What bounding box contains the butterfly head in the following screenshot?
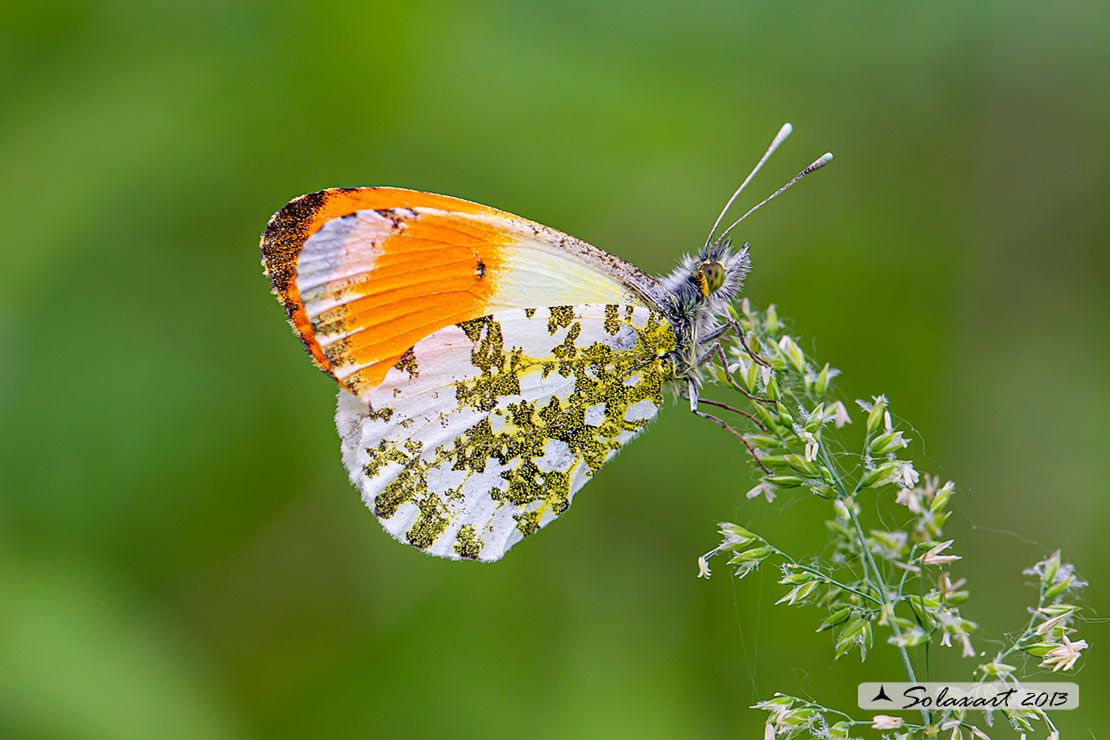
[658,238,751,373]
[695,238,748,299]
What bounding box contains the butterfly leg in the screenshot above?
[688,395,766,430]
[699,319,772,368]
[699,322,734,344]
[704,343,777,405]
[685,398,772,474]
[730,319,772,368]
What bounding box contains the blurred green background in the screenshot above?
[2,0,1107,737]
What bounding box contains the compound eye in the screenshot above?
[702,261,726,293]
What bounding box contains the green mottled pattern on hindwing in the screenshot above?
[365,406,394,422]
[547,305,576,334]
[406,494,449,549]
[359,305,678,558]
[393,348,419,379]
[453,524,483,559]
[454,316,525,412]
[367,438,424,519]
[603,304,620,335]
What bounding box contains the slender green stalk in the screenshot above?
[700,302,1089,739]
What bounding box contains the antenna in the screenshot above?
[704,122,794,248]
[717,152,834,241]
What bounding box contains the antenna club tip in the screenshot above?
[808,152,834,171]
[780,122,794,136]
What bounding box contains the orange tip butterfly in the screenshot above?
[260,123,832,562]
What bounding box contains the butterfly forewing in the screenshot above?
[336,304,676,561]
[261,187,671,401]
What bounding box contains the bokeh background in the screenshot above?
[2,1,1108,737]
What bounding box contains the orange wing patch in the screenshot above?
[261,188,507,375]
[308,210,510,394]
[261,187,656,403]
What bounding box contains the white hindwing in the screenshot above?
[335,304,677,561]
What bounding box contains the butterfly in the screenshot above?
[260,123,831,562]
